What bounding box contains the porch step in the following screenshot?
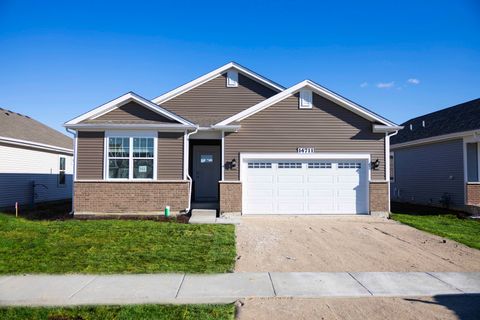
[191,209,217,218]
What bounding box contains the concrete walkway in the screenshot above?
[0,272,479,306]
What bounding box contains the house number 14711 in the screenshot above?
[297,147,315,153]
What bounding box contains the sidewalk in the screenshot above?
[0,272,479,306]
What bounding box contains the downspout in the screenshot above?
[65,128,76,215]
[386,130,399,213]
[184,126,199,213]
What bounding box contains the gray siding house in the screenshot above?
[391,98,480,211]
[0,108,73,209]
[65,62,401,216]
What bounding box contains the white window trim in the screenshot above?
[226,70,239,87]
[299,89,313,109]
[104,131,158,181]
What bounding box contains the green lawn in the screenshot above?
[0,213,236,274]
[0,304,235,320]
[391,213,480,250]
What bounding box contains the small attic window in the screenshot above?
[299,89,313,109]
[226,71,238,87]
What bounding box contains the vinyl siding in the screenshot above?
[224,93,386,181]
[0,143,73,207]
[88,101,176,123]
[158,132,184,180]
[76,131,104,180]
[391,139,465,206]
[161,72,278,126]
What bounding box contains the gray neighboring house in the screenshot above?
[0,108,73,209]
[391,98,480,211]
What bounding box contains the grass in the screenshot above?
[0,304,235,320]
[0,213,236,274]
[391,213,480,250]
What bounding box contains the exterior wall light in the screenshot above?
[371,159,380,170]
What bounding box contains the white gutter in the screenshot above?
[385,129,400,213]
[373,124,404,133]
[210,124,241,132]
[65,128,77,215]
[0,136,73,154]
[184,126,199,213]
[64,123,197,131]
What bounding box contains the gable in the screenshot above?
[160,72,278,126]
[83,101,178,124]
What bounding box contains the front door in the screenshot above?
[192,145,221,202]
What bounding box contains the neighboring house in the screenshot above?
[0,108,73,209]
[391,98,480,211]
[65,62,401,216]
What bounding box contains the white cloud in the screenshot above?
[407,78,420,85]
[376,81,395,89]
[360,82,368,88]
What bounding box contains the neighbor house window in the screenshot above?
[390,152,395,182]
[58,156,66,186]
[467,142,479,182]
[107,135,155,180]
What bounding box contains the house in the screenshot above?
[0,108,73,209]
[64,62,401,216]
[390,98,480,211]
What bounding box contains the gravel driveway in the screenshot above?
[235,216,480,272]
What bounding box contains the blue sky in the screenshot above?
[0,0,479,133]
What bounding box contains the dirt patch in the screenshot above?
[235,216,480,272]
[236,295,480,320]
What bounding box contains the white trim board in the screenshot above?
[151,62,285,105]
[0,136,73,154]
[65,92,194,126]
[216,80,398,127]
[392,129,480,150]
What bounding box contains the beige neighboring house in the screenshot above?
[65,62,401,216]
[0,108,73,209]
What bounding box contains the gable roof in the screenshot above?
[0,108,72,152]
[392,98,480,145]
[216,80,399,127]
[65,92,195,127]
[151,62,285,105]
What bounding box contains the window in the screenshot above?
[248,162,272,169]
[338,162,361,169]
[308,162,332,169]
[58,156,66,186]
[226,71,238,87]
[299,89,313,109]
[467,142,479,182]
[107,135,155,180]
[390,152,395,182]
[200,154,213,164]
[278,162,302,169]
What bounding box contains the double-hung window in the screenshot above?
[107,133,156,180]
[58,156,66,186]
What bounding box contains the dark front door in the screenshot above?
[192,145,221,202]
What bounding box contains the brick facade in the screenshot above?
[219,182,242,214]
[466,183,480,206]
[369,181,389,214]
[74,181,189,213]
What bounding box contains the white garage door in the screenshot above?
[243,159,368,214]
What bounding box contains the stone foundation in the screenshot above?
[466,183,480,206]
[219,181,242,214]
[369,181,389,216]
[74,181,189,213]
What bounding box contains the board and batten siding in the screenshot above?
[76,131,104,180]
[0,143,73,207]
[85,101,176,123]
[224,93,386,181]
[161,73,278,126]
[158,132,184,180]
[391,139,465,206]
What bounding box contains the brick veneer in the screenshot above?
[219,182,242,214]
[466,183,480,206]
[74,181,189,213]
[369,181,389,213]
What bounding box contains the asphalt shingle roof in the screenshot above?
[392,98,480,145]
[0,108,72,150]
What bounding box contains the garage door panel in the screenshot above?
[244,159,368,215]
